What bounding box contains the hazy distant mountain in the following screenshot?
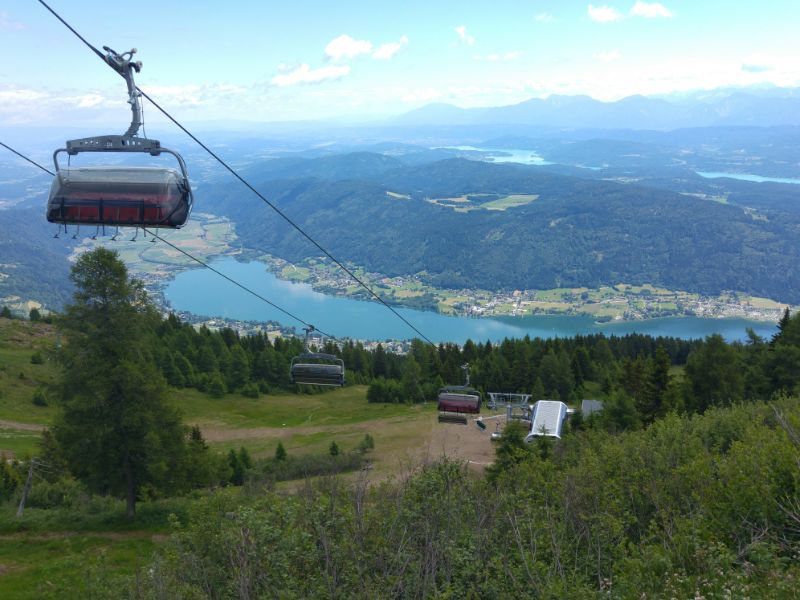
[396,88,800,129]
[240,152,405,183]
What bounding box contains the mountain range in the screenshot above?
[394,88,800,130]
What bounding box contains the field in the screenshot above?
[0,316,503,598]
[425,193,538,212]
[71,213,237,277]
[0,318,498,476]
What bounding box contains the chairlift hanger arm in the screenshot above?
[103,46,143,138]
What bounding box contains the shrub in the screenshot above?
[30,351,44,365]
[208,374,227,398]
[259,451,365,483]
[32,388,48,407]
[275,442,287,461]
[241,382,260,398]
[356,434,375,454]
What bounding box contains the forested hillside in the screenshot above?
[0,207,75,309]
[205,157,800,301]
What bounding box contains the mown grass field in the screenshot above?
[0,317,445,599]
[0,318,437,475]
[0,533,159,600]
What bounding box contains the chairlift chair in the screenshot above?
[437,363,481,423]
[290,326,345,387]
[46,47,193,231]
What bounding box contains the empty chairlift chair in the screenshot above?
[290,326,345,387]
[437,363,481,424]
[46,47,193,234]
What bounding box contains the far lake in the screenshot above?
[164,258,778,344]
[696,171,800,185]
[438,146,553,166]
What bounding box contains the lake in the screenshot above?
[438,146,553,166]
[696,171,800,185]
[164,258,778,344]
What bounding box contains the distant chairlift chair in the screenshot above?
[290,326,345,387]
[437,363,481,424]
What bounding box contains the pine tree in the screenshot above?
[238,446,252,470]
[53,248,186,518]
[275,441,287,461]
[228,449,244,485]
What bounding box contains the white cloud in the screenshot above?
[742,63,770,74]
[75,94,107,109]
[401,88,443,103]
[271,64,351,87]
[594,50,622,62]
[630,1,672,18]
[474,51,522,62]
[324,34,373,62]
[0,12,24,31]
[455,25,475,46]
[741,54,775,74]
[588,4,623,23]
[534,12,555,23]
[0,88,48,105]
[143,83,245,106]
[373,35,408,60]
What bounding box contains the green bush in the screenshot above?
[32,388,48,406]
[241,382,260,398]
[356,433,375,454]
[15,476,85,509]
[259,451,364,483]
[207,374,227,398]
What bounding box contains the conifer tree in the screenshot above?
[275,441,287,461]
[53,248,186,518]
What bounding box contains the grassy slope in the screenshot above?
[0,317,436,470]
[0,534,158,600]
[0,317,441,598]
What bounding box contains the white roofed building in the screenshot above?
[525,400,569,441]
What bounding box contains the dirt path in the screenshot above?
[195,421,379,442]
[0,531,168,541]
[425,416,497,470]
[0,419,45,432]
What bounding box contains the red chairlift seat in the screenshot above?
[47,165,191,228]
[437,387,482,415]
[436,363,480,424]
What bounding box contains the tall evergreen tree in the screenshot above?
[684,334,744,412]
[53,248,186,517]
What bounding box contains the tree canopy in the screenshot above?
[53,248,187,517]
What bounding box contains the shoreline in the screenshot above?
[252,253,790,325]
[63,213,788,330]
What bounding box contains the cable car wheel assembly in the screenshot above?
[47,47,193,236]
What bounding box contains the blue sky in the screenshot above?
[1,0,798,125]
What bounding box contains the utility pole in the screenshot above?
[16,458,35,517]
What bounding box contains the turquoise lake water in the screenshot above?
[696,171,800,185]
[439,146,553,166]
[164,258,778,343]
